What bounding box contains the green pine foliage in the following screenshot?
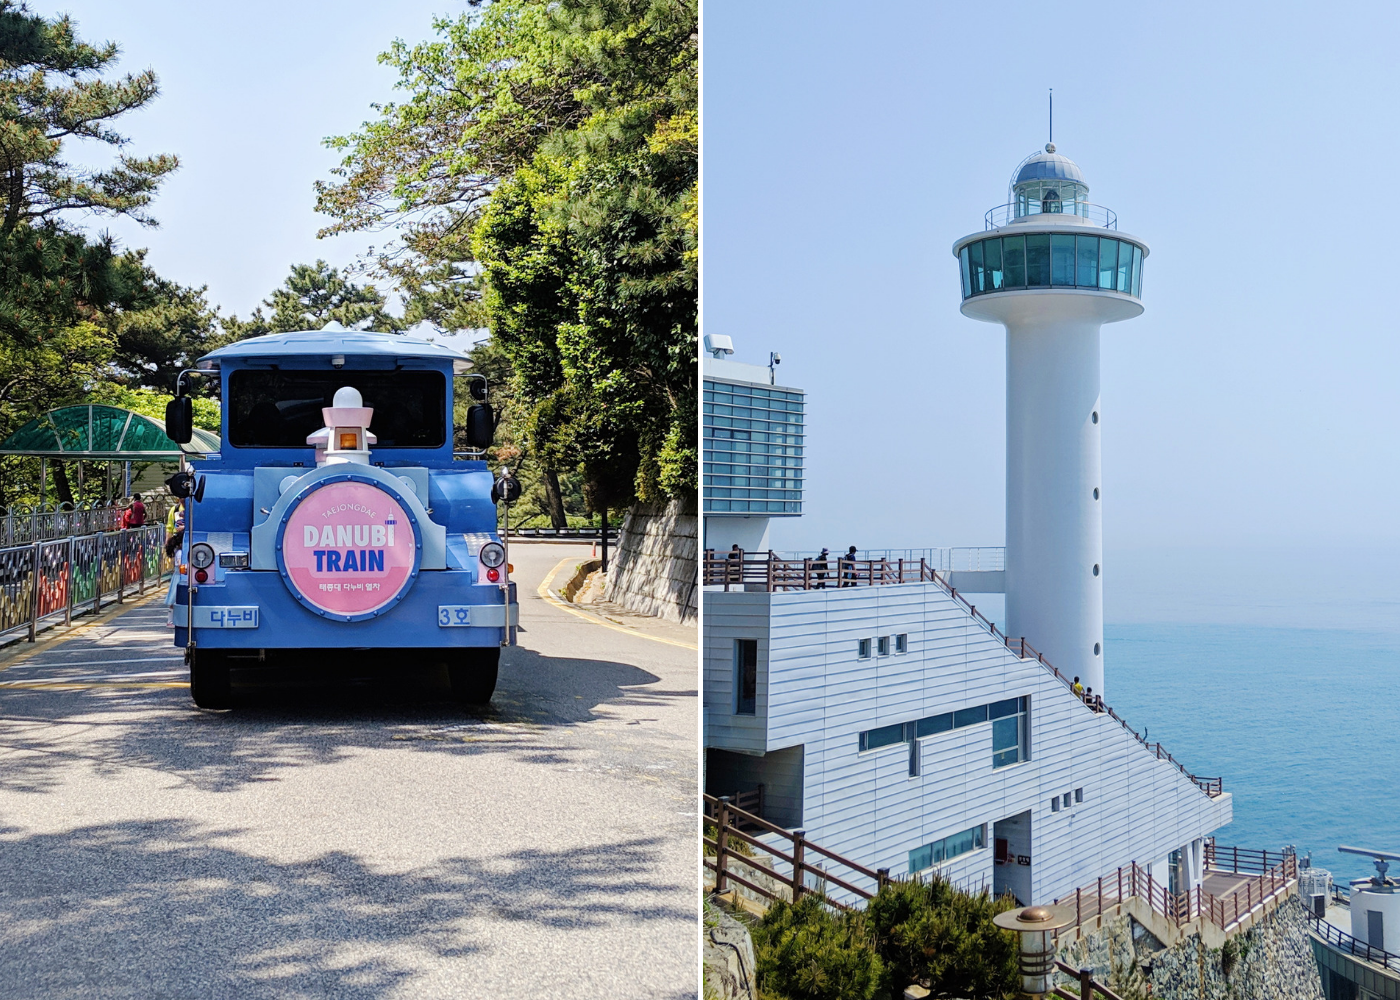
[752,896,884,1000]
[748,878,1021,1000]
[865,879,1020,1000]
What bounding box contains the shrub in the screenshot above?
[752,895,884,1000]
[864,876,1020,1000]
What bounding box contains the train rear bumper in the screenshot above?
[172,572,517,649]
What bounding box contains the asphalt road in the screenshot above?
[0,542,699,999]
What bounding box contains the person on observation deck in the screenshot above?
[840,545,858,587]
[123,493,146,528]
[814,547,830,588]
[1072,676,1084,698]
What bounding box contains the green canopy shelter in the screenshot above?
[0,404,220,503]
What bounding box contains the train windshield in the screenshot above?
[228,370,446,448]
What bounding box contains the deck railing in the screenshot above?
[703,793,985,912]
[1053,849,1298,934]
[705,552,1224,799]
[0,496,174,547]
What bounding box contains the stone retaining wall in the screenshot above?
[605,496,697,623]
[1059,895,1323,1000]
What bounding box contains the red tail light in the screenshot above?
[486,568,500,582]
[194,568,208,584]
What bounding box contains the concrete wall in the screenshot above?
[606,495,697,623]
[703,580,1232,904]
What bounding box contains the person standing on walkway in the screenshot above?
[727,543,743,586]
[123,493,146,528]
[840,545,858,587]
[1072,676,1084,698]
[814,547,830,588]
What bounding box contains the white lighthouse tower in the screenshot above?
[952,144,1147,697]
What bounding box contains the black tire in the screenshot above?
[190,648,232,709]
[447,647,500,705]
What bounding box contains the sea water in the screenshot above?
[1107,622,1400,886]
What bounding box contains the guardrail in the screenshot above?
[703,793,985,912]
[984,201,1118,230]
[771,547,1006,573]
[509,526,619,540]
[705,553,1222,799]
[0,524,171,641]
[1054,849,1297,934]
[0,496,174,546]
[1309,911,1400,974]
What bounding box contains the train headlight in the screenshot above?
[190,543,216,570]
[479,542,506,569]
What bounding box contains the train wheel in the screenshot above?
[190,648,232,709]
[448,647,500,705]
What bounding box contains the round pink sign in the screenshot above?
[279,479,418,618]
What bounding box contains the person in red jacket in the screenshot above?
[123,493,146,528]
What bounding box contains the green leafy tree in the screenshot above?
[317,0,697,517]
[104,252,220,393]
[265,259,400,332]
[0,0,177,234]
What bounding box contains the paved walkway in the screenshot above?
[0,543,698,999]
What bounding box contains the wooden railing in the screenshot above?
[703,793,991,911]
[1053,850,1298,934]
[705,551,1224,800]
[1052,962,1130,1000]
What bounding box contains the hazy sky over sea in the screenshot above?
[40,0,450,319]
[704,1,1400,587]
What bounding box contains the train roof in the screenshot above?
[199,323,470,367]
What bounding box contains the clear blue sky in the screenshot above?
[704,0,1400,625]
[46,0,454,318]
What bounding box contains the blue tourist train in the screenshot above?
[163,325,517,708]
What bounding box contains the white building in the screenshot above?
[702,146,1232,906]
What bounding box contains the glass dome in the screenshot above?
[1012,144,1089,218]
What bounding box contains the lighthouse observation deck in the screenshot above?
[957,231,1144,300]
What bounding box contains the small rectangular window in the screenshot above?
[1051,234,1076,286]
[988,697,1020,720]
[1132,245,1143,296]
[1118,241,1133,292]
[735,639,757,715]
[909,843,933,873]
[857,638,872,659]
[1075,787,1084,804]
[1002,236,1026,287]
[960,246,972,297]
[1098,238,1118,289]
[1051,797,1061,812]
[1025,234,1051,286]
[969,239,985,294]
[860,722,904,752]
[877,636,891,656]
[953,705,988,728]
[1076,234,1098,286]
[895,633,908,653]
[1063,792,1072,809]
[983,237,1003,289]
[916,712,953,737]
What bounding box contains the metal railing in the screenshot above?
[705,551,1221,798]
[984,201,1118,230]
[0,495,174,547]
[1309,911,1400,974]
[0,523,172,642]
[1053,849,1297,934]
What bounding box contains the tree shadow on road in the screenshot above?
[0,646,694,794]
[0,817,694,999]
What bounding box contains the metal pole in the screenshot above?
[27,543,39,641]
[93,531,103,613]
[64,536,73,626]
[600,506,608,573]
[116,529,125,604]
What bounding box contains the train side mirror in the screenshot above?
[165,395,193,445]
[465,404,494,450]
